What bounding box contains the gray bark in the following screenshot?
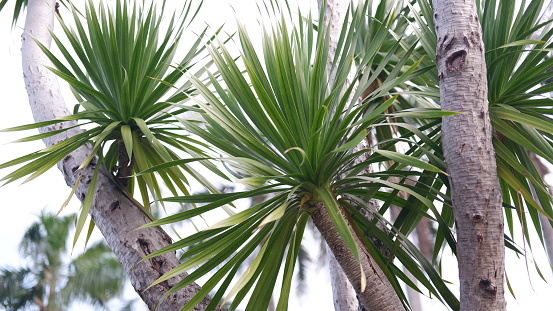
[433,1,506,310]
[327,245,359,311]
[318,1,362,310]
[21,0,209,310]
[316,1,404,310]
[311,202,404,311]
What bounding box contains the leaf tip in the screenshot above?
[360,263,366,292]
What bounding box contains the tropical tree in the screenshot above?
[2,0,553,310]
[0,210,128,311]
[409,0,553,309]
[433,0,506,309]
[135,1,458,310]
[1,0,214,309]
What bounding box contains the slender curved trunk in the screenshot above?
[32,296,47,311]
[21,1,209,310]
[317,1,361,309]
[528,153,553,266]
[433,1,505,310]
[314,1,404,310]
[327,246,359,311]
[311,203,404,311]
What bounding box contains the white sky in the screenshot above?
[1,1,552,310]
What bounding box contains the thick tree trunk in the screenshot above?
[21,1,209,310]
[433,1,506,310]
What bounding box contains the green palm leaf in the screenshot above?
[141,1,456,309]
[1,0,222,212]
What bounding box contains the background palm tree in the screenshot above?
[0,210,130,311]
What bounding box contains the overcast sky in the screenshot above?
[1,1,552,310]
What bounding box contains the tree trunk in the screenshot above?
[316,1,402,310]
[327,245,359,311]
[314,1,405,310]
[317,1,361,309]
[433,1,506,310]
[311,203,404,311]
[21,1,209,310]
[528,153,553,266]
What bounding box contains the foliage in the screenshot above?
[3,0,553,310]
[0,211,128,310]
[131,1,465,310]
[140,0,553,308]
[0,0,227,243]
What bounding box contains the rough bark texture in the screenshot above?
[327,244,359,311]
[311,202,404,311]
[433,1,506,310]
[21,1,209,310]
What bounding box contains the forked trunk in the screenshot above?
[21,1,209,310]
[433,0,506,310]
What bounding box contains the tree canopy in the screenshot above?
[1,0,553,310]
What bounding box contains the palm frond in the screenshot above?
[1,0,222,222]
[62,242,126,307]
[136,1,457,309]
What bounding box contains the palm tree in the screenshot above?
[0,0,215,309]
[3,0,553,310]
[0,210,128,311]
[136,1,456,310]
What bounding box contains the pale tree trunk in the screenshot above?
[433,1,506,310]
[527,153,553,265]
[313,1,404,310]
[327,245,359,311]
[317,1,361,310]
[21,1,209,310]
